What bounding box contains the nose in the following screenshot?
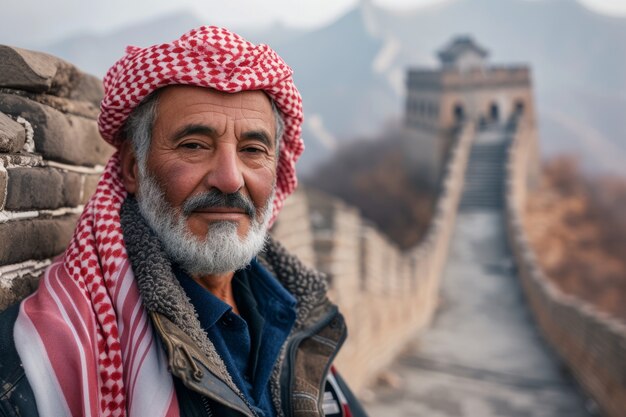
[205,145,245,195]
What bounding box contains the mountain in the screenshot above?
[256,7,396,171]
[37,0,626,176]
[366,0,626,175]
[44,12,205,76]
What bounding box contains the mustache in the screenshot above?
[182,190,256,219]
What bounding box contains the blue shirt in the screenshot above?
[174,259,297,417]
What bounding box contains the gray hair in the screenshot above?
[122,89,284,171]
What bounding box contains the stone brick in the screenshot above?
[5,167,83,210]
[6,167,62,210]
[6,167,81,210]
[69,72,104,108]
[63,171,82,207]
[0,94,114,166]
[36,94,100,120]
[0,214,79,265]
[81,172,102,204]
[0,111,26,152]
[0,45,103,106]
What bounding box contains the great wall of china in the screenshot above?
[0,44,624,416]
[505,118,626,417]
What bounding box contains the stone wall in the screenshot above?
[504,119,626,417]
[0,46,113,309]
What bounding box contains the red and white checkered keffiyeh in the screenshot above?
[15,156,178,417]
[99,25,304,223]
[14,26,304,417]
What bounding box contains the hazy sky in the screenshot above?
[2,0,626,48]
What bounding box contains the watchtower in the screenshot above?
[405,36,538,186]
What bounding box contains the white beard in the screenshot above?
[135,173,272,276]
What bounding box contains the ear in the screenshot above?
[119,140,139,194]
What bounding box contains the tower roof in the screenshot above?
[438,36,489,67]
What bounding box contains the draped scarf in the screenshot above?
[15,155,179,417]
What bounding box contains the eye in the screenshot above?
[180,142,203,150]
[241,146,265,154]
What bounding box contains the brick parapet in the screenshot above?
[0,93,110,166]
[0,45,103,105]
[269,187,316,269]
[274,121,475,393]
[408,66,530,91]
[0,45,112,309]
[504,120,626,417]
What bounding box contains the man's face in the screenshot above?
[144,85,277,241]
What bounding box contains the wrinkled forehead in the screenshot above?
[156,85,273,115]
[152,86,277,145]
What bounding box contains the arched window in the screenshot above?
[453,103,465,124]
[514,100,525,115]
[490,102,499,122]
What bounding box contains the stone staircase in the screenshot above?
[460,130,509,210]
[366,124,591,417]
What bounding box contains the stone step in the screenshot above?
[464,181,504,188]
[463,189,504,195]
[465,173,505,178]
[461,195,504,202]
[460,198,503,205]
[463,195,502,200]
[461,140,509,212]
[465,179,504,184]
[467,167,504,171]
[460,199,503,205]
[461,196,503,203]
[465,179,503,185]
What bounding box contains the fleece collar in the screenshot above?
[119,196,331,414]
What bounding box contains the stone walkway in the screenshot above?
[364,209,594,417]
[364,127,593,416]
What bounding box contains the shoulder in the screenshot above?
[0,303,39,417]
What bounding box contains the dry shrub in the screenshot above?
[526,156,626,322]
[305,131,435,249]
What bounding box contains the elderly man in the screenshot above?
[0,27,366,417]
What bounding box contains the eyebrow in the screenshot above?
[241,130,274,149]
[171,124,217,142]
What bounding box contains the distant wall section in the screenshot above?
[274,122,475,393]
[505,119,626,417]
[406,58,540,189]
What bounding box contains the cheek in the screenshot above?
[150,161,202,206]
[246,166,276,209]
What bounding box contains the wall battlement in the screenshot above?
[408,66,531,91]
[505,118,626,417]
[0,46,114,308]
